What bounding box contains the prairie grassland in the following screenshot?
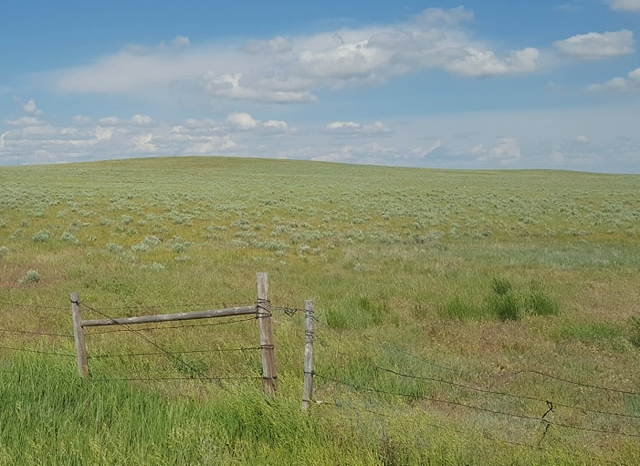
[1,157,639,465]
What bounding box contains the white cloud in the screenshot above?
[553,30,634,59]
[263,120,288,131]
[326,120,390,134]
[132,134,157,153]
[99,116,120,126]
[408,140,443,158]
[6,116,42,126]
[202,71,317,103]
[575,135,590,143]
[609,0,640,12]
[225,112,290,132]
[95,126,114,141]
[23,99,42,116]
[45,7,540,106]
[169,36,190,48]
[586,67,640,92]
[327,121,360,130]
[226,112,259,131]
[131,114,153,125]
[181,135,236,154]
[312,142,398,164]
[488,138,521,163]
[446,47,539,77]
[415,6,474,26]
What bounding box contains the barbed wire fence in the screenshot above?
[2,286,639,462]
[269,303,640,464]
[0,273,280,393]
[0,300,264,387]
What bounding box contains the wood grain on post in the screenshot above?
[302,299,314,411]
[70,292,88,378]
[257,272,277,395]
[80,306,256,327]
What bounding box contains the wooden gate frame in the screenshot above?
[71,272,277,395]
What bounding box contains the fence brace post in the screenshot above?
[70,291,88,378]
[257,272,277,395]
[302,299,314,411]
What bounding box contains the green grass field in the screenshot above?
[1,156,639,465]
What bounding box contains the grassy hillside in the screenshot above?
[1,157,639,465]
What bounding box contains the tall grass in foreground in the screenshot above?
[2,355,622,466]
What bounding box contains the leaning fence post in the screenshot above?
[257,272,277,395]
[302,299,314,411]
[70,292,88,378]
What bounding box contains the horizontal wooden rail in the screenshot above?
[81,306,256,327]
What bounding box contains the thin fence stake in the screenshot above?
[302,299,314,411]
[70,292,88,378]
[257,272,277,395]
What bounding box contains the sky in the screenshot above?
[1,0,639,173]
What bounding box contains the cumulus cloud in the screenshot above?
[99,116,120,126]
[312,142,399,164]
[415,6,474,25]
[446,47,539,77]
[131,114,153,125]
[326,120,390,134]
[263,120,289,131]
[23,99,42,116]
[609,0,640,12]
[45,7,539,106]
[488,138,521,163]
[5,116,42,126]
[132,134,157,153]
[586,67,640,92]
[226,112,259,130]
[553,30,634,59]
[202,72,317,103]
[95,126,114,141]
[226,112,289,132]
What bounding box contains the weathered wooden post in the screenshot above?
[257,272,277,395]
[70,292,88,378]
[302,299,314,411]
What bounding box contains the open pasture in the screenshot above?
[1,157,639,465]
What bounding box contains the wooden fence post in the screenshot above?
[302,299,314,411]
[257,272,277,395]
[70,292,88,378]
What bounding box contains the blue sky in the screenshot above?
[1,0,639,172]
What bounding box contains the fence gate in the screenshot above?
[71,272,277,395]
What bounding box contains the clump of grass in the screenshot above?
[486,278,559,321]
[439,295,481,320]
[106,242,123,253]
[487,292,521,321]
[32,229,51,242]
[491,278,512,295]
[60,231,80,244]
[19,269,40,284]
[131,235,161,252]
[526,282,559,316]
